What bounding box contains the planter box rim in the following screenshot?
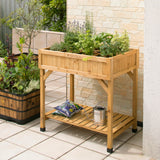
[0,89,40,97]
[40,48,136,59]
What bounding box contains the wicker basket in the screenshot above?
[0,89,40,124]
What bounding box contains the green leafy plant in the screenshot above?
[0,52,40,94]
[94,32,113,49]
[16,37,25,54]
[111,30,129,53]
[64,31,79,53]
[2,0,43,53]
[99,31,129,57]
[0,41,7,57]
[50,42,66,51]
[75,30,94,55]
[40,0,66,32]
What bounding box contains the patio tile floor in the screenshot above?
[0,72,151,160]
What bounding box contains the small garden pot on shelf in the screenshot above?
[0,89,40,124]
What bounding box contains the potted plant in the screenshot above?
[0,50,40,124]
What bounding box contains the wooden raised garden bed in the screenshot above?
[0,90,40,124]
[38,48,139,153]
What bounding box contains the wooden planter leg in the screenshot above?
[70,74,74,102]
[107,79,114,153]
[132,68,138,133]
[40,69,46,132]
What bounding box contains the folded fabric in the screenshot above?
[52,100,83,118]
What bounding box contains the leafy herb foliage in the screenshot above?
[0,52,39,94]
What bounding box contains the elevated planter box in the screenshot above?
[38,48,139,153]
[0,90,40,124]
[38,48,138,80]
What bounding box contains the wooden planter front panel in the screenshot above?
[0,90,40,124]
[38,49,138,80]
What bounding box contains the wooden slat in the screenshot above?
[113,115,129,128]
[113,116,134,133]
[74,108,93,124]
[45,109,56,116]
[113,120,134,139]
[43,70,53,81]
[113,66,137,79]
[70,74,74,101]
[97,79,108,94]
[40,65,110,80]
[127,71,134,80]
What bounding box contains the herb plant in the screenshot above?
[0,52,40,94]
[75,30,94,55]
[50,42,66,52]
[111,30,129,54]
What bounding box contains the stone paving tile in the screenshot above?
[45,95,57,105]
[115,128,135,142]
[54,126,95,145]
[11,150,54,160]
[104,157,119,160]
[127,131,143,147]
[18,118,40,129]
[58,146,106,160]
[46,74,64,83]
[0,122,24,139]
[0,119,5,124]
[46,80,66,90]
[31,137,75,159]
[80,134,122,155]
[45,90,66,99]
[0,141,25,160]
[29,119,71,137]
[46,98,66,108]
[7,130,48,149]
[111,143,150,160]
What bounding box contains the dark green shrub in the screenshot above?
[0,41,7,57]
[41,0,66,32]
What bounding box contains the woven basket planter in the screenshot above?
[0,89,40,124]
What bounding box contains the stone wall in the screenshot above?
[67,0,144,121]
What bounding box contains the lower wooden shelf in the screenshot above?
[45,105,134,139]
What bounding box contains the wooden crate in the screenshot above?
[38,48,138,80]
[0,90,40,124]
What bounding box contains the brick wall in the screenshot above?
[67,0,144,121]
